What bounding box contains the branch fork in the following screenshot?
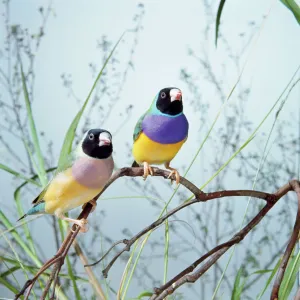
[14,168,300,300]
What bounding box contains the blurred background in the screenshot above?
[0,0,300,299]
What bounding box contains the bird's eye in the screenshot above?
[89,133,94,140]
[161,92,166,99]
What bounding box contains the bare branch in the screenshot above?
[271,180,300,299]
[14,168,299,300]
[151,181,296,299]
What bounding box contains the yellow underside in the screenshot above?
[44,168,102,214]
[132,133,185,165]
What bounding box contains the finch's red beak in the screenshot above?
[175,91,182,101]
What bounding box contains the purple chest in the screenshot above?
[71,156,114,189]
[142,114,189,144]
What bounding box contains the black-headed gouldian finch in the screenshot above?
[132,87,189,185]
[18,129,114,232]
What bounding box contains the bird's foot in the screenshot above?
[143,162,153,181]
[71,218,88,233]
[82,199,97,213]
[164,163,180,185]
[56,212,89,233]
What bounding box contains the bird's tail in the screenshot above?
[17,202,46,222]
[17,214,27,222]
[132,161,139,167]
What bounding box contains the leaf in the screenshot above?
[12,167,56,254]
[163,217,170,285]
[0,162,40,186]
[280,0,300,24]
[56,31,126,172]
[215,1,300,47]
[0,276,19,294]
[215,0,226,47]
[14,187,37,255]
[256,257,282,299]
[0,265,20,278]
[0,255,88,281]
[66,255,81,300]
[251,269,274,275]
[20,64,47,186]
[231,267,246,300]
[279,251,300,299]
[212,66,300,298]
[0,210,42,267]
[131,291,153,299]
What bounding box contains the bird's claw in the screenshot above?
[143,162,153,181]
[71,218,88,233]
[167,169,180,185]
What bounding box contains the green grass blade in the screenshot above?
[123,236,150,297]
[0,276,19,294]
[251,269,273,275]
[0,227,37,299]
[200,67,300,195]
[212,66,300,299]
[56,31,126,171]
[12,167,56,255]
[279,251,300,299]
[215,0,226,46]
[0,265,20,278]
[0,210,42,267]
[280,0,300,24]
[14,187,37,255]
[199,136,255,190]
[20,64,47,186]
[0,162,40,186]
[66,255,81,300]
[119,240,139,297]
[1,258,20,289]
[256,257,282,299]
[163,217,170,286]
[0,255,89,282]
[133,291,153,299]
[231,267,245,300]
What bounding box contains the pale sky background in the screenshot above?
[0,0,300,299]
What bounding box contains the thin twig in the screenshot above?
[271,180,300,299]
[14,169,299,300]
[151,181,296,299]
[152,203,274,299]
[85,239,130,267]
[74,240,107,300]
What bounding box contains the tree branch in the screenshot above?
[14,168,300,300]
[151,181,297,299]
[270,180,300,299]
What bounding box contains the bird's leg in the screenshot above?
[82,199,97,213]
[55,211,88,233]
[164,162,180,185]
[143,162,153,181]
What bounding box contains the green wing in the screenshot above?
[133,110,149,142]
[32,152,74,204]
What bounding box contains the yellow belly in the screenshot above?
[132,133,185,165]
[44,169,102,214]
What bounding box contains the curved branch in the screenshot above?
[151,181,297,299]
[86,169,275,274]
[14,167,298,300]
[270,180,300,299]
[15,167,200,298]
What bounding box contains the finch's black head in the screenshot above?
[82,129,113,159]
[156,87,183,116]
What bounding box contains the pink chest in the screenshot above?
[71,156,114,189]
